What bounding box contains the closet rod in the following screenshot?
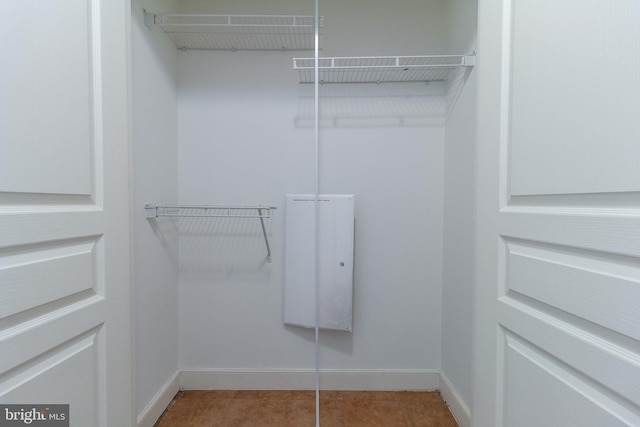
[144,204,277,262]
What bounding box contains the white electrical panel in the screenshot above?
[283,194,355,331]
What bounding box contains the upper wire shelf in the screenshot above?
[144,12,323,51]
[293,54,475,84]
[145,204,277,262]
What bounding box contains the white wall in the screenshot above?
[441,0,477,422]
[177,0,447,384]
[131,0,179,421]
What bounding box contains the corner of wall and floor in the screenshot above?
[136,371,181,427]
[440,371,471,427]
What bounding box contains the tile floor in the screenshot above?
[155,390,459,427]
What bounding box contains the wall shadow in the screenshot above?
[177,210,274,283]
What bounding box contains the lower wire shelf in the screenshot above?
[144,204,277,262]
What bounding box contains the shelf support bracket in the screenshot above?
[258,208,273,263]
[144,204,158,218]
[144,11,158,27]
[462,54,476,66]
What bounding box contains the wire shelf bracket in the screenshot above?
[293,54,475,84]
[144,204,277,262]
[144,12,323,51]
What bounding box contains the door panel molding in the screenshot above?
[506,0,640,197]
[0,328,103,426]
[500,211,640,257]
[498,298,640,406]
[505,238,640,340]
[502,332,638,426]
[0,238,99,319]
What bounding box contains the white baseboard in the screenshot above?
[179,369,440,391]
[439,372,471,427]
[137,371,180,427]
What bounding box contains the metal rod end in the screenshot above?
[144,204,158,219]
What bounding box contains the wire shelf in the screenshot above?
[145,204,277,262]
[145,13,323,51]
[293,55,475,84]
[145,204,276,219]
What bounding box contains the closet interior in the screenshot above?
[132,0,477,425]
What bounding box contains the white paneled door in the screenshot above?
[0,1,133,426]
[474,1,640,426]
